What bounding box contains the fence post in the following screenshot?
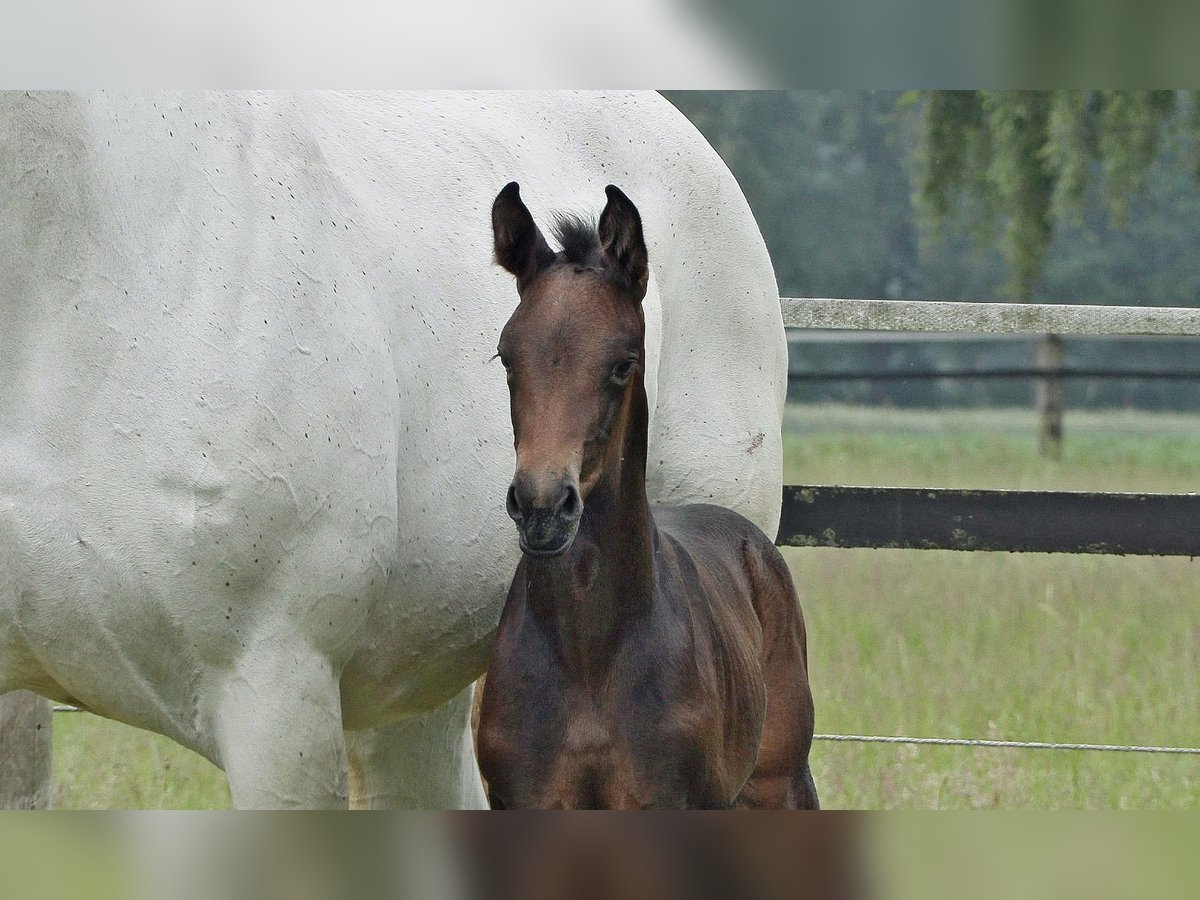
[0,690,53,809]
[1036,333,1064,459]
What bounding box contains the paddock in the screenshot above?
[778,297,1200,805]
[3,295,1199,807]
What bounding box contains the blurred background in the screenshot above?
[664,91,1200,416]
[4,813,1198,900]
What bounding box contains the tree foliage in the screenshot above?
[913,91,1190,301]
[664,91,919,301]
[663,91,1200,411]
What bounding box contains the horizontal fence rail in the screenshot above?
[811,734,1200,754]
[779,486,1200,555]
[782,297,1200,336]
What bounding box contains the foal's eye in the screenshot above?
[611,358,637,386]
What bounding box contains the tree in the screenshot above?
[911,90,1195,455]
[663,91,929,405]
[663,91,918,302]
[664,92,1200,417]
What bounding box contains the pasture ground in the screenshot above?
[49,405,1199,808]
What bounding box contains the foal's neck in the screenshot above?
[526,374,656,683]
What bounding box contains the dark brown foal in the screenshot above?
[476,182,818,809]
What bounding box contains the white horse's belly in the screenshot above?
[0,314,398,753]
[338,349,519,727]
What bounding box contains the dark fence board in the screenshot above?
[779,486,1200,556]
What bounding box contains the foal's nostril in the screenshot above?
[508,474,580,527]
[508,474,582,555]
[559,484,581,519]
[506,482,523,523]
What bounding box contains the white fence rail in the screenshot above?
[782,297,1200,336]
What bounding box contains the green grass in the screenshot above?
[793,548,1199,808]
[52,713,230,809]
[786,405,1200,808]
[783,404,1200,492]
[46,404,1200,808]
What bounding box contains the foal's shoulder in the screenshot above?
[651,503,795,619]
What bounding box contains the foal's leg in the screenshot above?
[736,759,820,809]
[345,684,487,809]
[738,542,820,810]
[793,763,820,810]
[211,643,349,808]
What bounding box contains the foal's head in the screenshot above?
[491,182,650,558]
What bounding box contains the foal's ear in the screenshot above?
[598,184,649,302]
[492,182,555,292]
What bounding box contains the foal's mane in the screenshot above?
[551,214,602,268]
[550,213,642,299]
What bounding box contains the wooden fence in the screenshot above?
[3,296,1197,807]
[778,297,1200,555]
[782,297,1200,336]
[0,691,52,809]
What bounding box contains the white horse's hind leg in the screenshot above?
[212,646,349,809]
[345,684,487,809]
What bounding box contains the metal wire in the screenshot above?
[787,369,1200,381]
[813,733,1200,755]
[48,705,1198,755]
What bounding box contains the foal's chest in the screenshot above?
[488,688,732,809]
[535,706,672,809]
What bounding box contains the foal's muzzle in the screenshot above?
[507,473,582,557]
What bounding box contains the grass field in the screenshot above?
[48,405,1200,808]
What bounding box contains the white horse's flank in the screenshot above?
[0,92,786,807]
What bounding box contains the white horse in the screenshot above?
[0,91,786,808]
